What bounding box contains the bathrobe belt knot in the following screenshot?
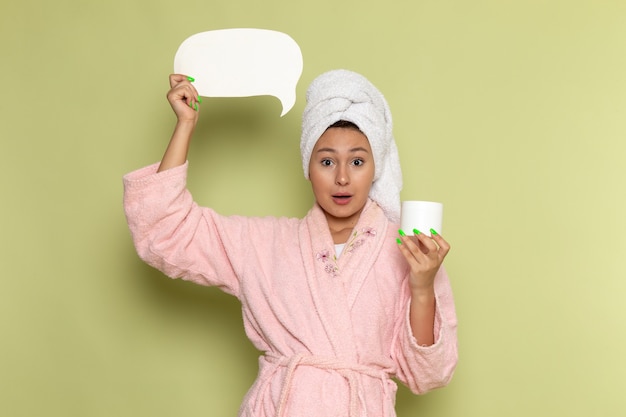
[266,353,395,417]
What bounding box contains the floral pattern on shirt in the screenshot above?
[316,227,376,277]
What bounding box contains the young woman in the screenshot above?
[123,69,457,417]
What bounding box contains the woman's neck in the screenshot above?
[327,214,362,244]
[331,227,354,244]
[322,205,365,244]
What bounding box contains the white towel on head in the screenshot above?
[300,69,403,223]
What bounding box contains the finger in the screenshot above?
[169,73,196,88]
[396,236,424,269]
[169,73,186,88]
[413,231,439,255]
[430,231,451,258]
[169,84,199,107]
[182,83,201,108]
[397,233,430,265]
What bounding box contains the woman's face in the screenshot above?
[309,127,375,233]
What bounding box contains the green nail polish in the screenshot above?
[187,76,195,82]
[193,102,198,111]
[430,228,438,236]
[197,96,202,103]
[413,229,421,235]
[189,101,193,109]
[396,238,402,245]
[398,229,406,237]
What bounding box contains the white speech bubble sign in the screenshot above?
[174,28,303,116]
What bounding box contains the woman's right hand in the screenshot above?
[167,74,201,123]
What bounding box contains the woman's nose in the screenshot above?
[335,167,349,185]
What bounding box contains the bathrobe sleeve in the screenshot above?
[392,266,458,394]
[122,162,244,297]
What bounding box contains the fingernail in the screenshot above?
[396,238,402,245]
[413,229,421,235]
[430,228,438,236]
[189,101,193,109]
[187,76,195,82]
[398,229,406,237]
[197,96,202,103]
[193,102,198,111]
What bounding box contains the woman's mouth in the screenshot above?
[332,194,352,205]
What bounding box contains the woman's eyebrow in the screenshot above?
[349,147,370,153]
[315,147,370,153]
[315,147,336,153]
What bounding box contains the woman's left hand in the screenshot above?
[397,230,450,293]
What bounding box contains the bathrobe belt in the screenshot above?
[266,353,394,417]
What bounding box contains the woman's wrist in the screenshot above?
[173,118,197,133]
[410,285,435,304]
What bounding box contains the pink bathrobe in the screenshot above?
[123,162,458,417]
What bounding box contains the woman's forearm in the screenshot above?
[157,119,196,172]
[409,287,436,346]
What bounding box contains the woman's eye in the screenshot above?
[352,159,364,166]
[321,159,333,166]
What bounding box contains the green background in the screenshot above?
[2,0,625,416]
